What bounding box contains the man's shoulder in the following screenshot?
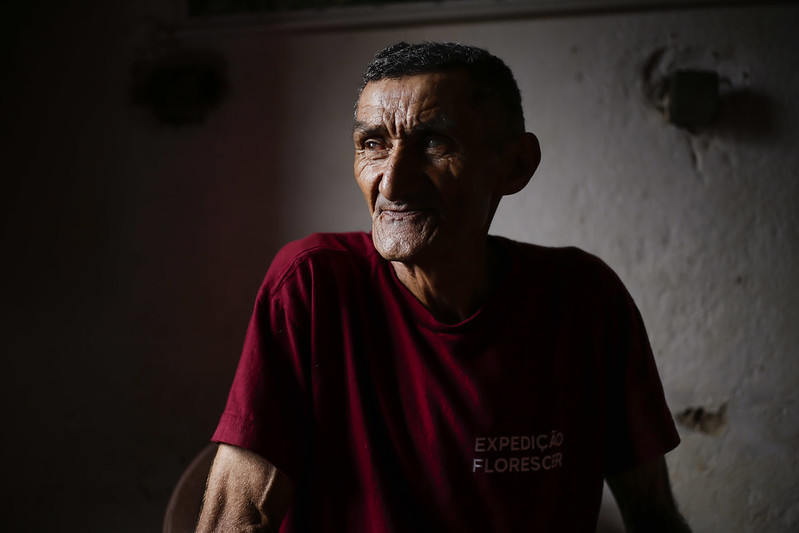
[498,237,615,277]
[264,232,375,293]
[496,237,629,303]
[277,232,374,260]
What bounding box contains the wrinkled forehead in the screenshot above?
[355,71,486,130]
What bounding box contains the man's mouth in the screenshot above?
[375,206,435,224]
[380,207,427,218]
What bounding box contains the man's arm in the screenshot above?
[196,443,295,533]
[605,455,691,533]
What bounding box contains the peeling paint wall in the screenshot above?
[2,2,796,531]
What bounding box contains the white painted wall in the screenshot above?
[2,2,796,531]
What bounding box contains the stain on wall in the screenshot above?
[677,404,729,436]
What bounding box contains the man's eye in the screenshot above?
[364,140,382,150]
[424,136,447,150]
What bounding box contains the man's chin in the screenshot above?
[371,228,431,263]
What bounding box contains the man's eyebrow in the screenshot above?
[352,116,456,137]
[352,121,384,137]
[423,114,456,128]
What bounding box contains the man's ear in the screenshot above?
[499,132,541,196]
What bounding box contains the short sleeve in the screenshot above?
[603,277,680,475]
[212,280,313,482]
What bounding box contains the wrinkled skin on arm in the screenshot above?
[196,444,295,533]
[606,456,692,533]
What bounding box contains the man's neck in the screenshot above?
[391,239,502,324]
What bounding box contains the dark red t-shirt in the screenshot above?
[213,232,679,532]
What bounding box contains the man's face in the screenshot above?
[353,71,510,264]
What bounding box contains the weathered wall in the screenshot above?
[2,2,796,531]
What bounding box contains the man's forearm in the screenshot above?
[196,444,294,533]
[606,456,692,533]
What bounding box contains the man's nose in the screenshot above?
[379,144,423,201]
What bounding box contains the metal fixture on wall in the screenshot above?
[640,43,774,138]
[131,49,228,126]
[666,70,720,128]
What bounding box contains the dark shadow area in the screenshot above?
[131,49,229,125]
[715,89,778,142]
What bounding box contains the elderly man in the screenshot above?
[197,42,690,532]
